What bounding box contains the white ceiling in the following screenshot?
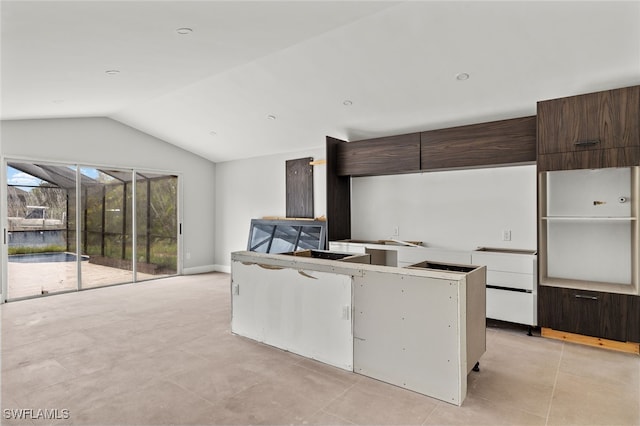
[2,1,639,163]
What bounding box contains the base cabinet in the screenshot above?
[230,250,486,406]
[538,286,639,343]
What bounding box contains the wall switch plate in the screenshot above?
[502,230,512,241]
[232,284,240,296]
[393,226,400,237]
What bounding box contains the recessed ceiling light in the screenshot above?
[267,114,277,120]
[209,131,217,136]
[105,70,120,75]
[176,27,193,35]
[343,100,353,106]
[455,72,470,81]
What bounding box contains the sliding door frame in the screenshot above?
[1,156,182,303]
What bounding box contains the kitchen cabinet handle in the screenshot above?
[574,294,598,300]
[574,139,600,146]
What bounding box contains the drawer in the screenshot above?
[487,288,537,326]
[329,242,366,254]
[399,248,471,266]
[538,286,629,341]
[486,271,534,291]
[472,252,535,274]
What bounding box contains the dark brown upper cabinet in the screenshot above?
[537,85,640,171]
[336,133,420,177]
[537,148,640,172]
[421,116,536,170]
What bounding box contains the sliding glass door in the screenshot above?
[5,162,78,299]
[135,172,178,280]
[3,160,180,301]
[79,167,134,289]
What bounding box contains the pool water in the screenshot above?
[9,252,89,263]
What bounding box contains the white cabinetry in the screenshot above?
[230,250,486,406]
[330,241,538,326]
[471,248,537,326]
[329,241,470,267]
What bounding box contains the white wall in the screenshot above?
[214,148,325,271]
[1,117,216,273]
[351,165,537,251]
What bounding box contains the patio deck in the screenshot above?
[6,261,162,300]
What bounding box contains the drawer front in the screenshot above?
[472,252,534,274]
[537,147,640,172]
[487,288,536,326]
[329,242,366,254]
[486,271,534,291]
[399,248,471,266]
[538,286,628,341]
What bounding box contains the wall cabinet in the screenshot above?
[537,148,639,172]
[421,116,536,170]
[337,133,420,177]
[537,85,640,171]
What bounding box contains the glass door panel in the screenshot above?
[135,172,178,280]
[5,162,78,299]
[80,167,133,288]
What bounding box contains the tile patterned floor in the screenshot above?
[1,272,639,425]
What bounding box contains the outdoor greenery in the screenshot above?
[81,175,178,271]
[8,245,66,256]
[8,170,178,273]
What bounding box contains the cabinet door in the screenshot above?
[627,295,640,343]
[421,116,536,170]
[539,286,628,342]
[337,133,420,176]
[537,86,640,156]
[538,147,640,172]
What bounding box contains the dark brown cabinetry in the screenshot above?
[421,116,536,170]
[326,137,351,241]
[537,85,640,171]
[337,133,420,177]
[537,85,640,344]
[327,116,536,240]
[539,286,639,343]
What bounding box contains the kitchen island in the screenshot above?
[230,249,486,406]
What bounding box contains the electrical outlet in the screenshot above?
[502,230,511,241]
[186,252,191,260]
[393,226,400,237]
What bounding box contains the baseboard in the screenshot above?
[541,327,640,355]
[214,264,231,274]
[182,264,217,275]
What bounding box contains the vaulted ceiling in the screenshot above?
[2,1,639,163]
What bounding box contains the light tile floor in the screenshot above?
[1,272,639,425]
